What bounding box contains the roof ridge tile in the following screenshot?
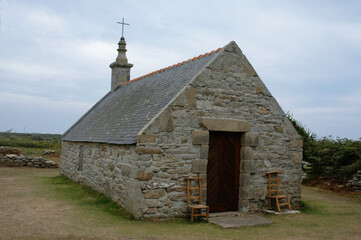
[118,47,222,88]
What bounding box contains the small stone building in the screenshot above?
[61,37,303,219]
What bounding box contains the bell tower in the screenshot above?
[109,37,133,91]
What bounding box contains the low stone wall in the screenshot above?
[348,170,361,191]
[42,150,61,157]
[0,154,59,168]
[0,146,23,156]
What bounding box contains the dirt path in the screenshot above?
[0,167,156,240]
[0,168,79,240]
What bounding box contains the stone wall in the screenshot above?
[137,42,302,217]
[61,140,188,218]
[0,146,23,156]
[0,154,59,168]
[60,142,146,219]
[348,170,361,191]
[61,42,302,219]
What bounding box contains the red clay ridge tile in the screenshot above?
[118,47,223,88]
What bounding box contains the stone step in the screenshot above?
[209,211,246,218]
[209,214,273,228]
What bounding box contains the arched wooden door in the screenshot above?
[207,131,241,212]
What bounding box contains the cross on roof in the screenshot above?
[117,18,130,38]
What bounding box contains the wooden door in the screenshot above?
[207,131,241,212]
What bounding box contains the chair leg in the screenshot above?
[191,208,194,224]
[186,206,189,218]
[206,207,209,222]
[287,196,292,210]
[276,197,281,212]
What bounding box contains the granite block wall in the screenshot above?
[61,42,302,219]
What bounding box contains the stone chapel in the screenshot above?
[61,37,303,219]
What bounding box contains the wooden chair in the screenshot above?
[267,171,292,212]
[185,178,209,223]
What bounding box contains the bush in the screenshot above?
[287,113,361,181]
[0,132,61,149]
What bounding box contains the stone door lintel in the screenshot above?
[197,117,258,148]
[200,117,250,132]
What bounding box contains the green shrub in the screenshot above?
[287,113,361,181]
[0,132,61,149]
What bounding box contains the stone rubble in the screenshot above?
[42,150,61,157]
[0,154,59,168]
[0,146,23,156]
[348,170,361,191]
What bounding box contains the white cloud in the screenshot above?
[128,43,186,78]
[277,91,361,140]
[2,1,67,37]
[0,92,93,133]
[0,59,81,82]
[77,39,114,63]
[297,106,359,114]
[0,0,360,139]
[0,92,91,113]
[337,93,361,105]
[25,7,66,36]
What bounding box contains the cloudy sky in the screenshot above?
[0,0,360,139]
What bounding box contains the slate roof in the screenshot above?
[62,48,222,144]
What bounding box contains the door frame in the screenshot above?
[191,117,258,213]
[207,131,241,212]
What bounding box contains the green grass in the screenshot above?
[0,132,61,149]
[18,146,61,156]
[48,175,132,219]
[34,173,361,240]
[0,132,62,163]
[299,200,313,213]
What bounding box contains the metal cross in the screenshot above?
[117,18,130,38]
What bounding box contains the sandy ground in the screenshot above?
[0,167,92,240]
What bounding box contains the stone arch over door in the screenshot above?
[191,118,259,212]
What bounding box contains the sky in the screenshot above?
[0,0,360,139]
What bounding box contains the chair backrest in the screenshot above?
[185,178,202,206]
[267,171,280,197]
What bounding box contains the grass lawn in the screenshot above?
[1,167,360,240]
[0,132,62,163]
[38,174,361,240]
[18,146,61,156]
[19,146,61,163]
